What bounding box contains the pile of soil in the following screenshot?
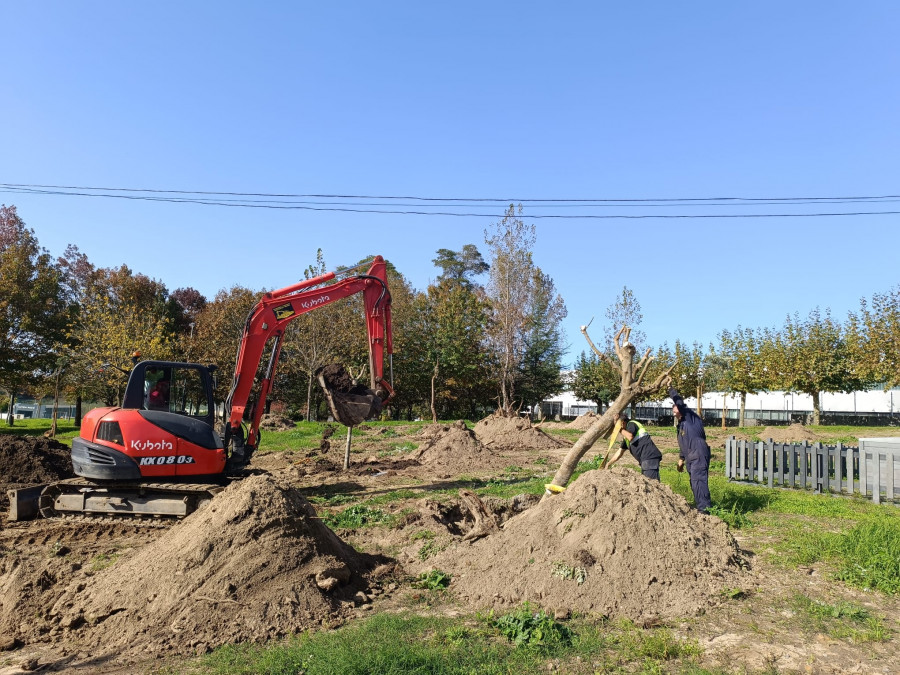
[46,475,383,658]
[474,414,571,451]
[0,435,74,510]
[421,468,747,623]
[568,411,601,430]
[259,413,296,431]
[413,421,502,475]
[762,423,821,443]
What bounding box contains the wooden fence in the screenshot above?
[724,436,900,504]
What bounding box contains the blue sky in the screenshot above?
[2,2,899,366]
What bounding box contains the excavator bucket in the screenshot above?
[316,364,384,427]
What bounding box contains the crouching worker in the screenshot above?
[604,413,662,480]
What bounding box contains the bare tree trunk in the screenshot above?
[49,369,62,438]
[75,393,82,428]
[306,373,314,422]
[430,360,438,424]
[6,392,14,426]
[811,391,821,425]
[546,324,675,494]
[739,391,747,427]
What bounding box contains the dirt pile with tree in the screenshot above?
[42,474,386,659]
[473,414,570,450]
[418,468,747,623]
[0,435,74,511]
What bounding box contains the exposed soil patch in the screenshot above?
[416,468,748,623]
[0,435,75,511]
[474,414,571,451]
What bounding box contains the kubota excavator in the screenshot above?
[34,256,394,520]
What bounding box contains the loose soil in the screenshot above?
[0,436,75,511]
[412,468,747,623]
[761,423,822,443]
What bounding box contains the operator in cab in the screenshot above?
[604,412,663,480]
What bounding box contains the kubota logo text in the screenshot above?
[131,439,174,452]
[300,294,330,309]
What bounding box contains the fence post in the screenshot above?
[873,449,881,505]
[725,436,733,478]
[767,439,775,488]
[814,442,823,493]
[860,442,868,498]
[789,442,796,488]
[756,441,765,484]
[800,440,808,490]
[887,453,895,502]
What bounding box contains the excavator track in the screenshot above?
[38,477,227,521]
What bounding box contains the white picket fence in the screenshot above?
[724,436,900,504]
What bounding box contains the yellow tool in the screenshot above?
[544,483,566,495]
[599,418,623,469]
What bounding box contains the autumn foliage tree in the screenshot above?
[0,206,70,424]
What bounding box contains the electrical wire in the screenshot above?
[2,183,899,219]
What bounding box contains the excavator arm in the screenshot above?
[223,256,393,470]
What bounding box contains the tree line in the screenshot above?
[3,201,898,428]
[572,290,900,425]
[0,204,567,425]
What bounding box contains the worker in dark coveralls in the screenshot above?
[670,387,712,513]
[605,413,662,480]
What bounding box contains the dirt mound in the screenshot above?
[46,474,382,658]
[423,468,747,623]
[412,421,503,475]
[259,413,296,430]
[0,435,74,510]
[474,414,570,450]
[568,411,601,430]
[762,423,821,443]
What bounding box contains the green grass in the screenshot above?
[0,417,80,445]
[187,611,707,675]
[789,593,891,642]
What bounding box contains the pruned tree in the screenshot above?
[547,324,675,492]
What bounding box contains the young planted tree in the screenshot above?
[547,324,675,491]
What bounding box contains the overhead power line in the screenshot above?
[2,182,899,219]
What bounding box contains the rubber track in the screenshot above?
[40,478,227,522]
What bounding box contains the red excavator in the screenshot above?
[35,256,394,520]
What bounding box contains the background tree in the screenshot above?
[777,308,867,425]
[603,286,646,355]
[484,204,537,414]
[847,287,900,389]
[516,267,567,418]
[716,326,762,426]
[0,205,69,424]
[571,351,620,413]
[432,244,489,286]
